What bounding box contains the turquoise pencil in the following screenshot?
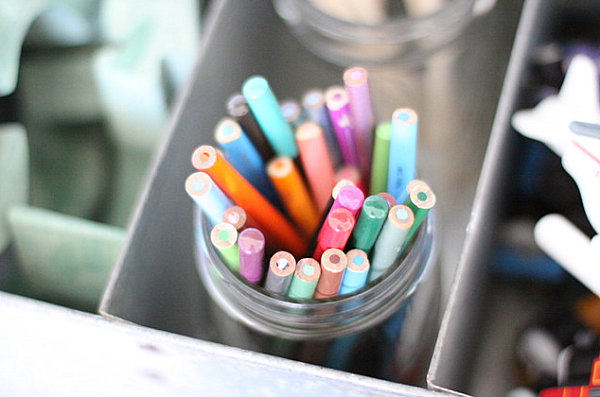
[242,75,298,157]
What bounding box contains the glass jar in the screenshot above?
[273,0,477,66]
[194,206,440,383]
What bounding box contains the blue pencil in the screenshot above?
[214,118,281,207]
[387,108,418,202]
[242,75,298,157]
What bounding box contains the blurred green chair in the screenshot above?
[0,124,29,253]
[9,204,125,310]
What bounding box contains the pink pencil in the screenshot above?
[295,122,337,213]
[313,208,355,260]
[335,165,364,194]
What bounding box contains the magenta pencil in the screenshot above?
[330,184,365,219]
[238,228,266,283]
[325,86,359,166]
[344,67,375,182]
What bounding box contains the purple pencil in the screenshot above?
[344,67,376,181]
[325,86,359,166]
[238,228,266,283]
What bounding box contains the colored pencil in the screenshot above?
[315,248,348,299]
[222,206,247,230]
[335,165,364,194]
[242,75,298,157]
[280,99,305,129]
[302,88,342,166]
[295,122,337,213]
[350,195,389,254]
[330,184,365,219]
[238,228,266,283]
[264,251,296,295]
[388,108,418,202]
[288,258,321,299]
[214,117,280,205]
[403,179,436,245]
[340,249,370,295]
[210,222,239,271]
[267,156,320,238]
[369,205,414,281]
[191,145,306,256]
[313,207,355,260]
[226,93,275,161]
[377,192,396,208]
[370,122,392,195]
[185,171,233,226]
[325,86,359,165]
[344,66,375,184]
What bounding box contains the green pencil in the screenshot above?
[210,223,240,272]
[287,258,321,299]
[369,122,391,195]
[350,195,389,254]
[403,180,436,245]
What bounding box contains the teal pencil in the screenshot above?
[242,76,298,157]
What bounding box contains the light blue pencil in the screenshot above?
[185,172,233,225]
[387,108,418,202]
[280,99,306,130]
[339,249,370,295]
[242,75,298,157]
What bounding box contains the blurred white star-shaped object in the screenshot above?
[513,54,600,297]
[512,54,600,156]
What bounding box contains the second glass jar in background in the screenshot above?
[273,0,477,66]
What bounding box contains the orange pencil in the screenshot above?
[295,122,337,213]
[314,248,348,299]
[266,156,320,238]
[191,145,306,256]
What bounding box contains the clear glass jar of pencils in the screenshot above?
[195,207,439,382]
[186,66,441,383]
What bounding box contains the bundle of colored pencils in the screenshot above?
[185,66,435,300]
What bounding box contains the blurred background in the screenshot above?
[0,0,209,311]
